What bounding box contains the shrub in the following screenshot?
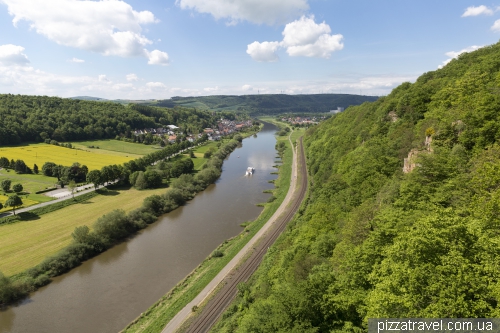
[211,250,224,258]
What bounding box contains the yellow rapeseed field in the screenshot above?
[0,144,134,170]
[0,194,38,213]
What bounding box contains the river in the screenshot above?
[0,122,279,333]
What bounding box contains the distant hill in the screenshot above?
[0,95,216,145]
[70,96,108,101]
[152,94,379,115]
[70,96,156,105]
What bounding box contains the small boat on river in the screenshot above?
[245,167,254,176]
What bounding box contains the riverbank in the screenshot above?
[121,125,300,333]
[0,128,260,307]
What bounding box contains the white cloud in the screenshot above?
[112,83,134,91]
[1,0,169,64]
[462,5,494,17]
[176,0,308,25]
[0,44,30,66]
[69,57,84,63]
[147,49,170,65]
[126,73,138,81]
[98,74,110,82]
[438,45,483,68]
[242,84,253,91]
[492,19,500,32]
[146,82,167,90]
[203,86,219,92]
[247,16,343,61]
[246,41,280,62]
[282,16,343,58]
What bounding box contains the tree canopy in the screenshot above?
[214,41,500,331]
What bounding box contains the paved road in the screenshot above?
[0,185,101,218]
[162,131,307,333]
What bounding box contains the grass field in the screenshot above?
[71,139,160,157]
[0,186,169,276]
[193,142,218,155]
[0,141,227,276]
[0,168,57,193]
[0,143,135,171]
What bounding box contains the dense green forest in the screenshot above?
[151,94,378,115]
[0,95,215,145]
[213,42,500,332]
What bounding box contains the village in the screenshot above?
[131,119,254,144]
[279,115,326,126]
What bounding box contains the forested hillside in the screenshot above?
[153,94,378,115]
[214,42,500,332]
[0,95,215,145]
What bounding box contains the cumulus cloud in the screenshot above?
[176,0,308,25]
[0,44,30,66]
[281,16,343,58]
[247,16,343,61]
[2,0,169,64]
[438,45,483,68]
[462,5,494,17]
[147,49,170,65]
[246,41,281,62]
[203,86,219,92]
[242,84,253,91]
[69,57,84,63]
[146,82,167,90]
[126,73,138,81]
[98,74,111,83]
[492,19,500,32]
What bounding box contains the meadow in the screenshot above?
[0,143,134,170]
[71,139,160,156]
[0,143,215,276]
[0,168,57,193]
[0,186,169,276]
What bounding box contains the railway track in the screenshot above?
[183,137,308,333]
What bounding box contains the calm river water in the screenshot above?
[0,122,278,333]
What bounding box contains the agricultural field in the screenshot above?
[0,186,169,276]
[0,143,134,170]
[0,194,39,214]
[0,142,217,275]
[71,139,160,157]
[0,168,57,193]
[192,142,218,156]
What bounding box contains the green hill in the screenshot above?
[0,95,215,145]
[153,94,378,115]
[214,42,500,331]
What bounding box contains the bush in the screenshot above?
[211,250,224,258]
[93,209,134,242]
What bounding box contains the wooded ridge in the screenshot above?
[212,42,500,332]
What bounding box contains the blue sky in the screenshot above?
[0,0,499,99]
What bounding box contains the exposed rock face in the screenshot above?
[425,135,433,152]
[388,111,399,122]
[403,148,419,173]
[403,134,434,174]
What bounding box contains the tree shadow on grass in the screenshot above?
[18,211,40,221]
[97,190,119,196]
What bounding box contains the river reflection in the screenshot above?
[0,122,278,333]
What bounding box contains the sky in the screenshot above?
[0,0,499,100]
